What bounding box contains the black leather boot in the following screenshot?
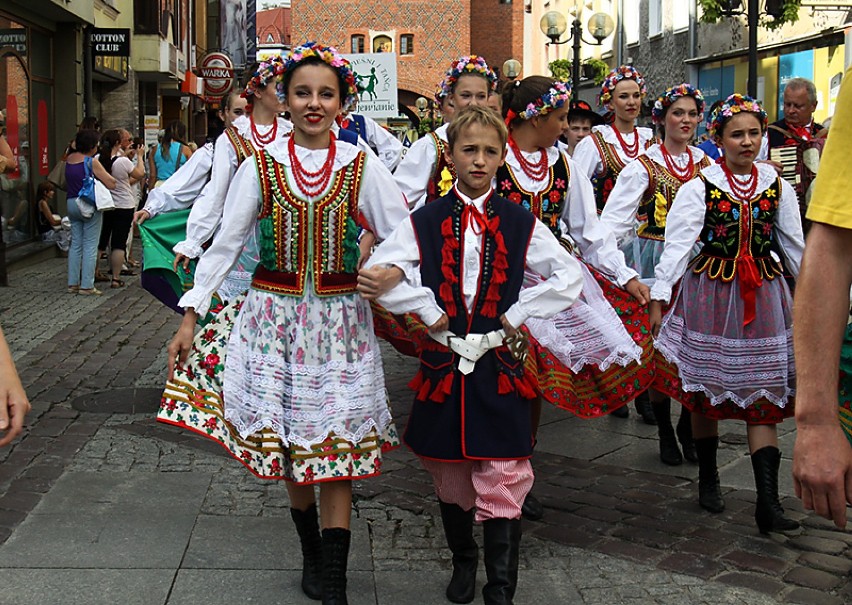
[321,527,350,605]
[694,436,725,513]
[291,505,323,600]
[611,403,629,418]
[634,392,657,425]
[751,446,800,535]
[652,399,683,466]
[482,518,521,605]
[676,408,698,463]
[438,501,478,604]
[520,492,544,521]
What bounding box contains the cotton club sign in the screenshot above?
[197,51,235,101]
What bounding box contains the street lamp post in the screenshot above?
[540,4,614,101]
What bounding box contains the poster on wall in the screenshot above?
[221,0,255,69]
[777,50,814,120]
[341,53,398,119]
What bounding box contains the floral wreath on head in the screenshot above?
[507,80,572,124]
[652,84,705,124]
[436,55,498,100]
[242,55,286,102]
[707,93,767,138]
[599,65,647,106]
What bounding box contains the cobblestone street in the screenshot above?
[0,257,849,604]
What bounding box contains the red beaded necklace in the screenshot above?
[660,144,695,183]
[508,136,548,181]
[720,161,758,201]
[613,126,640,158]
[251,116,278,147]
[288,133,337,198]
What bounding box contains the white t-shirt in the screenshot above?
[110,156,138,209]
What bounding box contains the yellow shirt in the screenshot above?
[807,66,852,228]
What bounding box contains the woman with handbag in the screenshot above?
[65,129,117,295]
[95,129,146,288]
[148,120,192,188]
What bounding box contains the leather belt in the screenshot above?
[428,329,529,375]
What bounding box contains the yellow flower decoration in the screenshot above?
[710,189,721,199]
[765,188,776,198]
[654,192,669,228]
[438,166,454,197]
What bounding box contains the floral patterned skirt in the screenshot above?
[157,289,399,483]
[654,270,795,424]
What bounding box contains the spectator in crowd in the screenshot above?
[35,181,70,253]
[148,121,192,188]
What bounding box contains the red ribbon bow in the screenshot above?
[737,255,763,326]
[462,203,498,236]
[504,109,518,127]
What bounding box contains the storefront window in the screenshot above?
[1,51,31,244]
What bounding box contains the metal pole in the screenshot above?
[747,0,759,98]
[572,17,582,101]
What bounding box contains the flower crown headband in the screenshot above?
[652,84,706,124]
[505,80,572,124]
[599,65,647,106]
[707,93,767,138]
[436,55,498,102]
[242,56,286,102]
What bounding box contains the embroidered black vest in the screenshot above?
[590,129,654,214]
[425,133,456,204]
[495,153,570,238]
[404,192,538,461]
[635,154,711,241]
[252,150,366,297]
[690,175,784,282]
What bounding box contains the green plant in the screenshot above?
[697,0,801,30]
[548,57,609,86]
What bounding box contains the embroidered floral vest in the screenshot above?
[252,149,366,297]
[690,175,784,282]
[590,129,653,214]
[426,133,457,203]
[224,126,255,165]
[635,154,711,241]
[495,153,570,238]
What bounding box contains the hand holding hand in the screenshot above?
[625,278,650,305]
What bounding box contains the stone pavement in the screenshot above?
[0,256,849,604]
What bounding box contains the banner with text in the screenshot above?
[342,53,398,119]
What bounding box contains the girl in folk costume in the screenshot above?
[394,55,497,210]
[366,105,584,605]
[649,95,804,534]
[572,65,656,215]
[499,75,652,419]
[163,43,409,604]
[173,57,293,303]
[137,90,250,313]
[601,84,711,466]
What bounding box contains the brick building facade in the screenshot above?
[292,0,523,118]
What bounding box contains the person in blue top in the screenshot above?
[148,120,193,188]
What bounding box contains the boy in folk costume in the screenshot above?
[365,106,583,604]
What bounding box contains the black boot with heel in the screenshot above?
[482,518,522,605]
[290,504,323,600]
[438,501,478,604]
[321,527,350,605]
[751,446,800,534]
[694,436,725,513]
[676,408,698,463]
[652,398,683,466]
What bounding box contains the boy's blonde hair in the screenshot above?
[446,106,508,150]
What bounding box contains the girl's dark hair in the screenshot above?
[97,129,122,173]
[282,56,348,105]
[36,181,54,201]
[160,120,187,160]
[502,76,557,127]
[79,116,100,131]
[74,129,101,154]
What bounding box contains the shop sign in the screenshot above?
[92,28,130,57]
[37,100,48,176]
[0,30,27,55]
[93,55,129,81]
[144,115,160,148]
[341,53,398,119]
[197,51,235,100]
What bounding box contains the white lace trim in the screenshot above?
[217,272,252,302]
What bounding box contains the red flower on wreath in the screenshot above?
[508,192,522,205]
[717,200,731,213]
